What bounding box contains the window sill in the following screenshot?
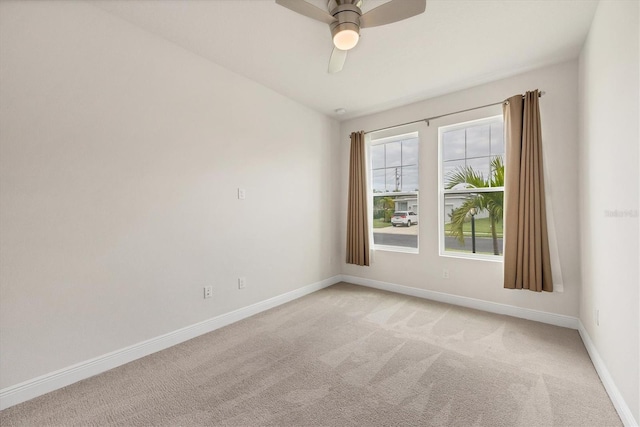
[439,251,503,262]
[373,245,419,255]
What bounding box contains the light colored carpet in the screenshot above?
[0,282,621,426]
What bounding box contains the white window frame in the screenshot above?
[367,131,420,254]
[438,115,504,261]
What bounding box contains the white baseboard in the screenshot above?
[4,274,634,427]
[0,275,341,411]
[578,321,638,427]
[341,275,579,329]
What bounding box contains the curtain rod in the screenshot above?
[363,91,545,135]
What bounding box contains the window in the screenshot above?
[439,116,504,259]
[368,132,419,253]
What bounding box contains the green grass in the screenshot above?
[444,217,503,238]
[373,218,392,229]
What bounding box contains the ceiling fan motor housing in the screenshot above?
[329,3,362,42]
[328,0,363,11]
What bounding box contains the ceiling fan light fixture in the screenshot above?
[332,23,360,50]
[276,0,427,73]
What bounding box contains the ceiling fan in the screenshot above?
[275,0,427,73]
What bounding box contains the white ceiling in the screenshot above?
[92,0,598,121]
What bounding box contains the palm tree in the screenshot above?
[374,196,396,222]
[446,157,504,255]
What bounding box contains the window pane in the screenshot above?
[369,133,419,252]
[372,169,385,193]
[466,124,491,158]
[443,192,503,256]
[401,165,418,192]
[442,129,465,161]
[491,155,505,186]
[443,159,465,188]
[370,144,385,169]
[386,168,400,192]
[466,156,491,182]
[385,141,401,167]
[373,194,418,249]
[440,116,503,259]
[373,195,388,221]
[402,138,419,165]
[490,122,504,155]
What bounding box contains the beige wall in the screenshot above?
[340,61,581,317]
[0,1,341,388]
[578,0,639,422]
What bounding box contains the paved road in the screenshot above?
[373,232,418,248]
[373,232,503,254]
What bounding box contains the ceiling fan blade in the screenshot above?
[360,0,426,28]
[328,47,347,73]
[275,0,337,25]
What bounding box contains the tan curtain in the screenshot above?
[346,131,370,266]
[503,90,552,292]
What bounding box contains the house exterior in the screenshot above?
[393,195,418,213]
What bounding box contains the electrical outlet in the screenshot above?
[238,277,246,289]
[203,286,213,299]
[595,309,599,326]
[443,269,449,279]
[238,188,246,200]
